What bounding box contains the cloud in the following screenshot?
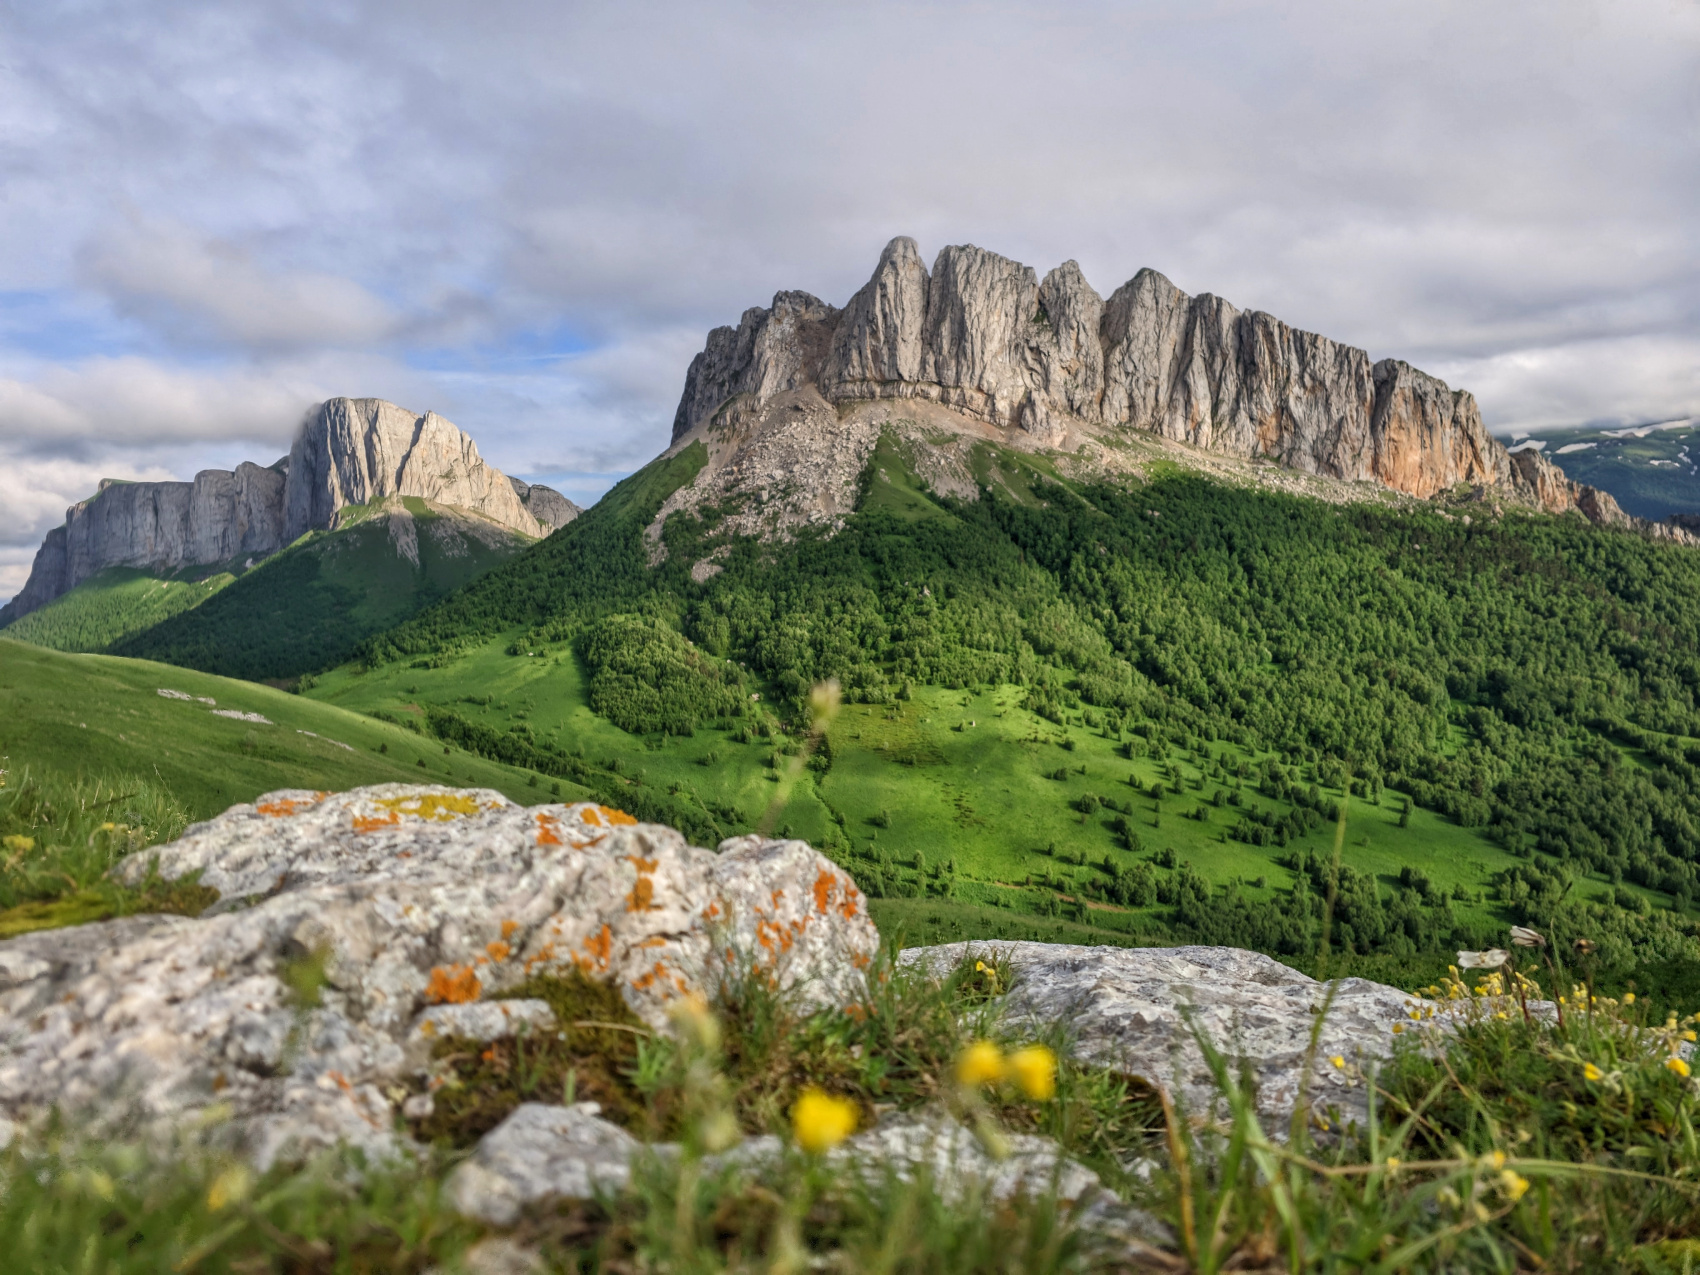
[0,0,1693,568]
[1436,335,1700,435]
[79,218,398,349]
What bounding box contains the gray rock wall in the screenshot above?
[3,398,555,626]
[668,236,1633,530]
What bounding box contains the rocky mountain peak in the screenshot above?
[1,399,579,626]
[657,236,1684,550]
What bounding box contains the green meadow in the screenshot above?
[0,637,590,818]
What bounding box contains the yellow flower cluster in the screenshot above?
[954,1040,1057,1101]
[791,1088,858,1154]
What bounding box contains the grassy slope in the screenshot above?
[0,638,592,819]
[1,565,237,652]
[308,632,1574,954]
[1537,421,1699,521]
[109,498,531,681]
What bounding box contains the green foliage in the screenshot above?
[579,613,746,736]
[111,500,531,680]
[1,566,234,652]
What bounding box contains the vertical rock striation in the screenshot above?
[2,399,564,626]
[669,236,1614,528]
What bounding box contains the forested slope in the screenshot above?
[338,436,1700,987]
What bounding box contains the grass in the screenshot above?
[0,638,594,822]
[110,497,535,681]
[6,946,1700,1270]
[0,564,237,652]
[305,635,1564,975]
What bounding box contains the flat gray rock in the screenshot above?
[903,942,1423,1132]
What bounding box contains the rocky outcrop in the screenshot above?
[0,786,877,1165]
[667,237,1658,538]
[2,399,563,626]
[904,942,1419,1133]
[507,477,580,531]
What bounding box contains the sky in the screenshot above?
[1,0,1697,604]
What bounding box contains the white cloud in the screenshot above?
[80,218,398,349]
[1436,335,1700,435]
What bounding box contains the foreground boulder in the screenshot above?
[0,785,877,1163]
[905,942,1419,1132]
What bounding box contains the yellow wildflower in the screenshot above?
[1330,1055,1345,1069]
[1486,1150,1506,1170]
[1624,993,1635,1006]
[1683,1030,1697,1043]
[1391,1023,1404,1035]
[956,1040,1006,1088]
[206,1165,253,1212]
[1385,1156,1401,1171]
[1583,1062,1604,1082]
[1667,1057,1691,1079]
[1498,1170,1530,1202]
[1007,1045,1057,1101]
[791,1088,857,1154]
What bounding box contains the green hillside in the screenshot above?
[108,498,533,681]
[0,638,592,820]
[1532,419,1698,521]
[317,431,1700,987]
[0,565,238,653]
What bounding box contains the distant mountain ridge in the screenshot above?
[0,398,579,626]
[665,236,1687,546]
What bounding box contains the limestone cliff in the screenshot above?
[666,236,1648,539]
[1,399,577,626]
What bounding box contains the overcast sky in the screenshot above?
[1,0,1697,603]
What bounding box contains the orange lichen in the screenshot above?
[598,806,637,826]
[813,870,836,914]
[581,924,613,970]
[501,920,520,940]
[626,877,656,912]
[486,940,512,963]
[535,813,563,847]
[352,812,401,834]
[424,964,482,1004]
[257,792,328,818]
[851,951,872,970]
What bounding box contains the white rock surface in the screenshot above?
[0,786,877,1164]
[904,942,1420,1132]
[448,1103,642,1226]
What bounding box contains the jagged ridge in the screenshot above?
[668,236,1684,542]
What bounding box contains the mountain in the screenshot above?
[102,494,540,680]
[311,238,1700,979]
[1509,419,1699,523]
[0,397,579,629]
[658,237,1692,556]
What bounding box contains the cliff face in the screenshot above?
[1,399,578,626]
[668,236,1606,523]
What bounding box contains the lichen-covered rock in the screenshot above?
[904,942,1421,1133]
[0,786,876,1164]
